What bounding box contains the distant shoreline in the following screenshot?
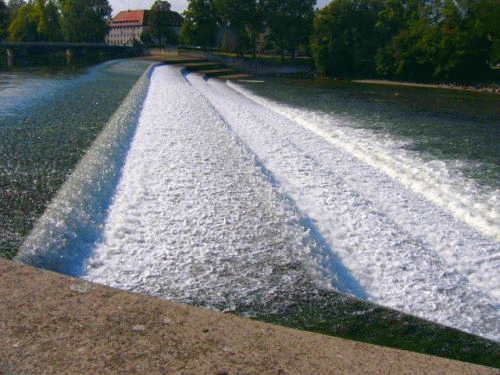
[154,48,500,94]
[352,79,500,95]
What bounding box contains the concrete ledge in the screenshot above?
[0,259,498,374]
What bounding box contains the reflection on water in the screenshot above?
[0,50,125,73]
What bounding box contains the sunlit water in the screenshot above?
[14,65,500,342]
[0,59,153,255]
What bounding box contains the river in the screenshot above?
[3,61,500,363]
[0,59,154,258]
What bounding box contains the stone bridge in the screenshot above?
[0,42,140,66]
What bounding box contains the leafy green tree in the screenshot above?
[376,0,498,80]
[140,28,153,45]
[7,0,62,42]
[148,0,180,45]
[180,0,219,47]
[213,0,259,54]
[470,0,500,64]
[58,0,111,42]
[313,0,499,80]
[7,2,35,40]
[7,0,61,41]
[261,0,315,57]
[311,0,384,77]
[30,0,62,41]
[375,0,422,44]
[7,0,25,15]
[376,18,439,80]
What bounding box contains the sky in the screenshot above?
[109,0,331,15]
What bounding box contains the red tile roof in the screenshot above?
[110,10,147,27]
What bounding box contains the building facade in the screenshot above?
[106,9,183,46]
[106,10,148,46]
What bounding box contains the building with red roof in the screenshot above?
[106,9,183,46]
[106,10,148,46]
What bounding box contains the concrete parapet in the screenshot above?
[1,259,498,374]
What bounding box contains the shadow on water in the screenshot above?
[298,215,368,299]
[0,50,127,73]
[231,151,500,368]
[254,159,368,299]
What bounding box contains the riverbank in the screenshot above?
[1,258,498,374]
[353,79,500,95]
[152,48,500,94]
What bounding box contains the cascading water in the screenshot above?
[15,63,156,275]
[14,64,500,344]
[183,70,500,341]
[79,65,363,311]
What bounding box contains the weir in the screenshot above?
[15,63,156,276]
[184,71,500,341]
[12,63,500,347]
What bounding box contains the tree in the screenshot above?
[7,0,61,41]
[30,0,62,41]
[376,0,499,80]
[375,0,423,44]
[8,1,38,41]
[470,0,500,64]
[0,0,8,39]
[261,0,316,57]
[311,0,384,77]
[180,0,219,47]
[58,0,111,42]
[213,0,259,54]
[7,0,25,15]
[148,0,180,45]
[140,28,153,45]
[311,0,499,81]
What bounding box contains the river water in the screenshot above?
[0,59,154,257]
[4,62,500,346]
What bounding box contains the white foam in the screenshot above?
[227,81,500,240]
[24,63,499,342]
[183,73,500,341]
[15,63,155,274]
[82,66,343,310]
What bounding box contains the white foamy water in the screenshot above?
[181,71,500,340]
[82,65,347,310]
[22,64,499,341]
